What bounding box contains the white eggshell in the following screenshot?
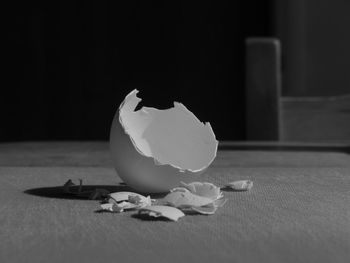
[226,180,253,191]
[163,188,214,208]
[109,191,147,202]
[179,181,223,200]
[109,90,218,193]
[139,205,185,221]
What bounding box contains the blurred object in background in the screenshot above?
[2,1,349,142]
[3,1,272,142]
[246,0,350,142]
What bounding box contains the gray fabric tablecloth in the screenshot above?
[0,142,349,263]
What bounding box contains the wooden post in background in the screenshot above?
[245,38,282,141]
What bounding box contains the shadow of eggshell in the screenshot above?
[109,90,218,193]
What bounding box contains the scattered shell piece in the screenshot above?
[109,192,149,203]
[78,179,83,194]
[100,192,152,213]
[100,203,115,212]
[225,180,253,191]
[213,198,228,208]
[174,197,228,215]
[138,205,185,221]
[163,182,227,215]
[180,181,223,200]
[62,179,110,199]
[63,179,75,194]
[62,179,85,196]
[164,188,214,208]
[191,203,218,215]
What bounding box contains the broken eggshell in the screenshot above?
[225,180,253,191]
[191,203,218,215]
[62,179,110,200]
[179,181,223,200]
[138,205,185,221]
[109,191,151,204]
[163,182,227,215]
[164,188,215,208]
[100,192,152,213]
[188,198,226,215]
[110,90,218,193]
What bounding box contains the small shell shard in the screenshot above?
[128,195,142,204]
[179,182,196,193]
[62,179,110,199]
[138,205,185,221]
[164,188,214,208]
[163,182,227,215]
[63,179,75,194]
[213,198,228,208]
[100,203,115,212]
[226,180,253,191]
[191,203,217,215]
[180,181,222,200]
[109,192,151,204]
[100,192,152,212]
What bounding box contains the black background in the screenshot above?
[3,1,272,142]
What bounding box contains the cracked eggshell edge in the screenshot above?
[110,90,218,193]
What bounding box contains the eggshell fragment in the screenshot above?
[109,192,151,204]
[179,181,223,200]
[163,182,227,215]
[138,205,185,221]
[226,180,253,191]
[109,90,218,193]
[189,197,227,215]
[100,203,118,212]
[191,203,218,215]
[62,179,110,200]
[164,188,214,208]
[100,192,152,213]
[213,198,228,208]
[62,179,75,194]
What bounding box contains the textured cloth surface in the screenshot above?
[0,142,349,263]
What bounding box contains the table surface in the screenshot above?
[0,142,349,263]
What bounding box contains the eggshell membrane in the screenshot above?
[109,89,218,193]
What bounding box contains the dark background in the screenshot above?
[2,1,271,142]
[2,0,350,142]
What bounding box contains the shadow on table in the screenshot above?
[24,184,131,200]
[24,183,167,200]
[131,213,171,222]
[91,210,171,221]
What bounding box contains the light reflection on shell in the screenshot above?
[109,90,218,193]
